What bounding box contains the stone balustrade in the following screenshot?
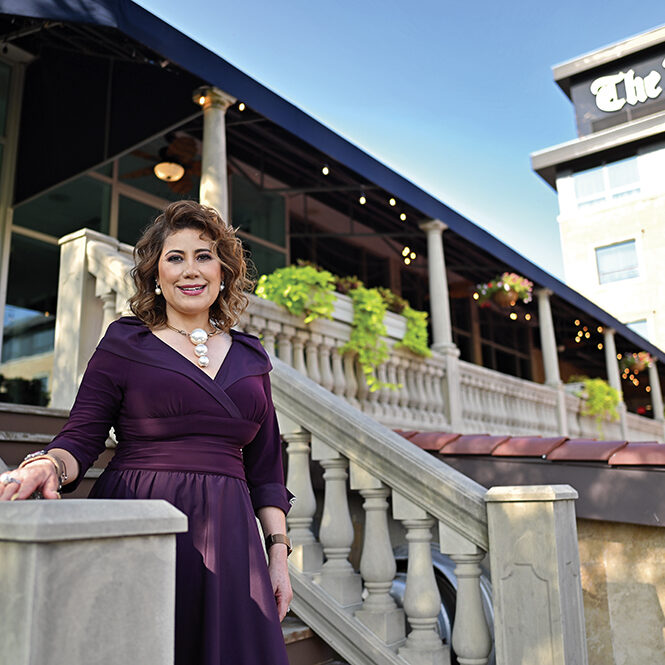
[272,359,589,665]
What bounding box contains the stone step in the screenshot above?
[283,614,346,665]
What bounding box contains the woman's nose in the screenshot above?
[182,260,200,277]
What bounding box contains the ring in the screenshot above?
[0,473,21,486]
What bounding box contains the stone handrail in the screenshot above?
[271,358,588,665]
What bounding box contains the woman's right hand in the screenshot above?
[0,460,61,501]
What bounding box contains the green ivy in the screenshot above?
[570,376,620,437]
[341,286,394,392]
[395,305,432,357]
[255,265,336,324]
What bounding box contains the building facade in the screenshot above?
[532,25,665,351]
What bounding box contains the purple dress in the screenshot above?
[46,316,292,665]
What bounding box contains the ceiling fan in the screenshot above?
[121,133,201,194]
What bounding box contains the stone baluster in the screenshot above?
[292,331,307,376]
[278,413,323,573]
[386,358,401,419]
[311,438,362,608]
[305,334,322,385]
[277,326,295,366]
[396,357,411,424]
[245,314,265,339]
[331,345,347,397]
[393,492,448,665]
[374,362,389,420]
[421,364,436,425]
[432,363,446,428]
[261,321,280,357]
[350,462,406,648]
[98,288,117,341]
[343,351,360,409]
[439,522,491,665]
[356,357,369,412]
[319,337,335,392]
[414,362,429,423]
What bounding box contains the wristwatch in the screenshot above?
[265,533,292,556]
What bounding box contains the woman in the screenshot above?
[0,200,293,665]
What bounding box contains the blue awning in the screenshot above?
[1,0,663,361]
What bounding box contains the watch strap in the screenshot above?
[265,533,292,556]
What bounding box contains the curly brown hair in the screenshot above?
[129,200,254,332]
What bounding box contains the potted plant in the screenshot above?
[568,375,620,437]
[475,272,533,308]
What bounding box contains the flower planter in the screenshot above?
[332,292,407,340]
[492,289,519,308]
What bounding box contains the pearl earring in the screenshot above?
[155,282,162,296]
[220,281,225,292]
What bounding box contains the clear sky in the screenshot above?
[135,0,665,280]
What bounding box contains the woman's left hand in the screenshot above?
[268,550,293,621]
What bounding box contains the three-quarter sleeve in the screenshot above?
[242,373,294,515]
[45,348,125,492]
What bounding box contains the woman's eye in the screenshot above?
[197,253,213,261]
[166,255,183,263]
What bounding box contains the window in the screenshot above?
[595,240,639,284]
[626,319,649,340]
[573,156,640,208]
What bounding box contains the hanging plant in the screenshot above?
[395,305,431,357]
[475,272,533,308]
[254,264,336,324]
[619,351,653,374]
[569,376,620,437]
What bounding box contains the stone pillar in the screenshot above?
[603,329,628,439]
[0,499,187,665]
[485,486,588,665]
[419,220,462,431]
[648,360,664,421]
[51,229,107,409]
[194,86,236,224]
[536,289,568,436]
[419,219,453,350]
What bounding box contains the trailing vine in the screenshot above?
[395,305,432,357]
[340,286,394,392]
[569,375,620,437]
[254,265,336,324]
[255,265,431,389]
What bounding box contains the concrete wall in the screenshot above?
[578,518,665,665]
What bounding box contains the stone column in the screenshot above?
[536,289,568,436]
[194,86,236,224]
[603,329,628,439]
[419,219,453,350]
[419,220,462,431]
[647,361,665,441]
[485,485,588,665]
[0,499,187,665]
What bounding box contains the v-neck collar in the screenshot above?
[149,329,233,383]
[97,317,273,420]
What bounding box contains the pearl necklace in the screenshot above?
[166,323,222,368]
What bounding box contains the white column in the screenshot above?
[648,360,664,422]
[194,86,236,224]
[536,289,561,386]
[420,219,462,431]
[419,219,453,351]
[536,288,568,437]
[603,328,628,439]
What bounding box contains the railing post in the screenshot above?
[0,500,187,665]
[279,412,323,573]
[393,492,449,665]
[485,485,588,665]
[52,229,105,409]
[439,522,491,665]
[311,437,362,608]
[350,462,406,647]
